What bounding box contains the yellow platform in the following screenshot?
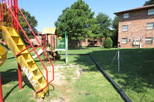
[0,45,8,67]
[1,26,49,98]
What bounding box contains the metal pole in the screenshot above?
[118,43,121,71]
[54,35,55,63]
[0,72,3,102]
[14,0,22,89]
[65,31,68,63]
[0,1,1,26]
[118,48,120,71]
[16,0,19,32]
[50,35,52,60]
[18,63,22,89]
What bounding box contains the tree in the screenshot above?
[0,6,38,44]
[112,16,119,47]
[104,37,113,48]
[144,0,154,6]
[19,8,38,43]
[55,0,95,48]
[95,12,112,39]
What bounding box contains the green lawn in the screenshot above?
[1,47,154,101]
[68,47,154,102]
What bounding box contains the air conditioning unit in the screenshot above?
[133,39,140,45]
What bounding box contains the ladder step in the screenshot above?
[41,83,47,88]
[31,67,38,72]
[11,35,19,37]
[26,59,33,63]
[36,75,42,80]
[21,50,29,54]
[16,43,24,46]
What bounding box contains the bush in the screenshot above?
[104,37,113,48]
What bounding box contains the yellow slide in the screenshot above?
[1,26,49,98]
[0,45,8,67]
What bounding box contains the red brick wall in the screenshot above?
[118,8,154,48]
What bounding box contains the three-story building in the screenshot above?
[114,4,154,48]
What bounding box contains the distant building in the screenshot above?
[30,31,42,45]
[114,4,154,48]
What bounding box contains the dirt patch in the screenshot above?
[41,64,83,102]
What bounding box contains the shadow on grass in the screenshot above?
[1,69,34,100]
[71,48,154,93]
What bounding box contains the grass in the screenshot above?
[1,46,154,101]
[68,47,154,102]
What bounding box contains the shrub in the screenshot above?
[104,37,113,48]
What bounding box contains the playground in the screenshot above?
[1,47,154,102]
[1,0,154,102]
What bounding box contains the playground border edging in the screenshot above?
[65,54,132,102]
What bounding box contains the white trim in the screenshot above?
[122,38,127,44]
[146,23,154,29]
[145,37,153,44]
[123,13,129,18]
[122,25,128,31]
[148,9,154,15]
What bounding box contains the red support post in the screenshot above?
[5,1,7,26]
[13,0,15,29]
[51,35,52,60]
[54,35,55,63]
[0,72,3,102]
[2,0,4,26]
[8,0,10,27]
[18,63,22,89]
[11,0,13,28]
[0,2,1,26]
[15,0,18,32]
[14,0,22,90]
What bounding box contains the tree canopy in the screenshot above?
[112,16,119,47]
[55,0,95,44]
[95,12,112,39]
[144,0,154,6]
[0,7,38,44]
[19,8,38,42]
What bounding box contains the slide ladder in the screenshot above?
[0,0,54,99]
[1,26,48,98]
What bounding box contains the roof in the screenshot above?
[42,28,57,35]
[37,31,42,34]
[114,4,154,15]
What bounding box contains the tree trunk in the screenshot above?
[79,39,82,49]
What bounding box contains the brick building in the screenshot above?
[114,4,154,48]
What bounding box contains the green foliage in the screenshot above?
[18,9,38,43]
[104,37,113,48]
[112,16,119,47]
[144,0,154,6]
[55,0,95,44]
[95,12,112,39]
[0,5,38,44]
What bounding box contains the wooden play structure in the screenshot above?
[41,28,68,63]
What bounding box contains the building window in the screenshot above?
[122,25,128,31]
[146,23,154,29]
[122,38,127,44]
[145,37,153,44]
[123,13,129,18]
[148,9,154,15]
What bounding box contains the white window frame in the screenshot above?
[122,38,127,44]
[122,25,128,31]
[145,37,153,44]
[146,23,154,29]
[123,13,129,18]
[148,9,154,15]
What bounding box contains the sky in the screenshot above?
[18,0,147,32]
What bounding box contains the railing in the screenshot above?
[1,0,54,99]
